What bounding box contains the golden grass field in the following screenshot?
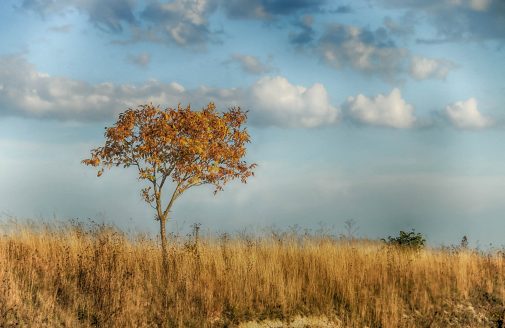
[1,221,504,327]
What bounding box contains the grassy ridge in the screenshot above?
[0,222,504,327]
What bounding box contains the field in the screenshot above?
[1,221,505,327]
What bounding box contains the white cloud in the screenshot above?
[0,55,199,120]
[445,98,493,129]
[14,56,493,131]
[248,76,339,128]
[344,88,416,128]
[409,56,456,80]
[0,56,337,128]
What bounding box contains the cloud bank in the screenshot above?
[0,55,337,128]
[1,55,496,131]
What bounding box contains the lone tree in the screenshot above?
[83,103,256,265]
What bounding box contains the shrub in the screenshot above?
[382,230,426,250]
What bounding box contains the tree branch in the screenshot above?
[162,181,182,219]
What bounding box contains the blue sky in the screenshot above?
[0,0,504,246]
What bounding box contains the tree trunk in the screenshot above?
[158,215,169,312]
[159,216,168,270]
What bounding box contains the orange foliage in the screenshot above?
[83,103,256,223]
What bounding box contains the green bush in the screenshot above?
[382,230,426,250]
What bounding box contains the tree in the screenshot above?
[83,102,256,266]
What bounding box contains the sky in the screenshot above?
[0,0,505,247]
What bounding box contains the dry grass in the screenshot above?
[1,221,505,327]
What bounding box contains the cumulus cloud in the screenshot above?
[343,88,416,128]
[0,55,337,128]
[409,56,456,80]
[22,0,136,33]
[445,98,493,129]
[247,76,339,128]
[227,54,273,74]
